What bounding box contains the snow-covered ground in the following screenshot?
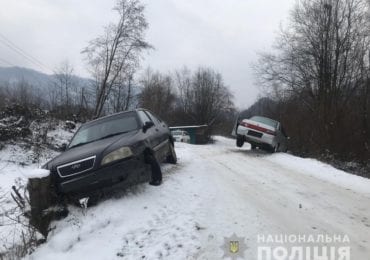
[1,136,370,259]
[0,124,75,256]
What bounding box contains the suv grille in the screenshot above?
[57,156,96,178]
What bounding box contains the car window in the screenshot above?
[138,110,152,124]
[250,116,278,128]
[145,111,162,125]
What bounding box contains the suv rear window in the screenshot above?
[250,116,278,128]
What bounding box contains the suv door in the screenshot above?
[145,111,170,161]
[137,110,159,150]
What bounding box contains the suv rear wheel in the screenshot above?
[166,142,177,164]
[236,135,244,147]
[270,143,279,153]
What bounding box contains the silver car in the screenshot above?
[171,130,191,143]
[235,116,288,152]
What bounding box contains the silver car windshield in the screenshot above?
[69,113,139,148]
[250,116,278,128]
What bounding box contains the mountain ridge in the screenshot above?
[0,66,93,93]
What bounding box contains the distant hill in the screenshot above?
[0,66,93,95]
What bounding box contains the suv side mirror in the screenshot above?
[143,121,154,132]
[60,143,67,152]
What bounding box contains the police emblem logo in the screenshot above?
[221,233,247,259]
[229,240,239,254]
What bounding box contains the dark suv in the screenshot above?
[43,109,177,197]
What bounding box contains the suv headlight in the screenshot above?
[101,147,133,165]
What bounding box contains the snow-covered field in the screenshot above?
[0,125,74,256]
[1,136,370,259]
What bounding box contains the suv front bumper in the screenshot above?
[57,156,150,195]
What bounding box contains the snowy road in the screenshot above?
[29,137,370,259]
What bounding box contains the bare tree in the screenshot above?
[54,61,75,109]
[255,0,370,152]
[175,66,193,116]
[138,68,176,122]
[185,67,234,126]
[110,69,136,113]
[82,0,151,118]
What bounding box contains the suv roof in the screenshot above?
[82,109,150,126]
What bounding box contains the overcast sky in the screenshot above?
[0,0,295,109]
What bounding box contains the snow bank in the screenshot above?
[267,153,370,195]
[214,136,370,195]
[0,122,76,256]
[22,168,50,179]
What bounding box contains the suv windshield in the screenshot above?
[250,116,278,128]
[69,113,139,148]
